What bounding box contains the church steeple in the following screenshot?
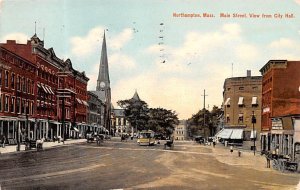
[96,31,110,91]
[132,90,141,101]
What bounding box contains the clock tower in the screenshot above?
[96,31,110,91]
[94,31,111,133]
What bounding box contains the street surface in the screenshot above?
[0,138,299,190]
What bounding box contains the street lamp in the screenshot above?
[251,111,256,155]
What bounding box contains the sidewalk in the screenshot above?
[0,139,86,154]
[209,143,270,172]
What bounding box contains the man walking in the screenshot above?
[266,153,271,168]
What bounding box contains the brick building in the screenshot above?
[219,70,262,144]
[260,60,300,160]
[0,34,89,144]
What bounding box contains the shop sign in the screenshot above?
[272,118,283,130]
[0,62,11,70]
[263,107,270,113]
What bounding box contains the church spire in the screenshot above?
[96,31,110,91]
[132,90,141,101]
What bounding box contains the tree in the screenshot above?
[147,108,179,137]
[117,98,149,131]
[187,106,223,138]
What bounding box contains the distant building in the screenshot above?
[87,91,107,136]
[113,108,130,136]
[174,120,187,141]
[260,60,300,161]
[219,70,262,142]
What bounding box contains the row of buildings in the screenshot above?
[0,32,112,144]
[218,61,300,162]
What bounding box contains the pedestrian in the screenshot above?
[213,141,216,148]
[266,153,271,168]
[2,135,6,148]
[230,145,233,153]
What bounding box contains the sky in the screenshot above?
[1,0,300,119]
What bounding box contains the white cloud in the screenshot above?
[295,0,300,5]
[0,33,28,44]
[0,0,3,12]
[268,38,300,60]
[109,28,133,50]
[109,53,136,69]
[123,23,262,119]
[70,27,133,57]
[269,38,295,49]
[70,26,104,57]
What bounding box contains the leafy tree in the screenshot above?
[187,106,222,137]
[147,108,179,137]
[117,98,149,131]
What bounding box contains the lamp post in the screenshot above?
[251,111,256,155]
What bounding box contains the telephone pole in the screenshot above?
[201,89,208,127]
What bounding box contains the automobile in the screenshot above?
[194,136,205,144]
[207,137,215,142]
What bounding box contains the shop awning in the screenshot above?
[238,97,244,105]
[50,121,61,125]
[252,97,258,105]
[224,98,230,106]
[82,100,89,106]
[46,86,55,95]
[41,84,49,94]
[216,128,233,139]
[73,127,80,132]
[230,129,244,139]
[76,98,83,104]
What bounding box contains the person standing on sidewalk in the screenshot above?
[1,135,6,148]
[265,152,271,168]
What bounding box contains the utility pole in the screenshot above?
[201,90,208,136]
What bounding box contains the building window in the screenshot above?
[239,87,244,90]
[31,81,34,95]
[226,116,230,123]
[252,97,258,107]
[66,108,70,119]
[22,77,26,92]
[16,97,20,114]
[0,69,2,86]
[26,100,29,114]
[27,79,30,94]
[227,88,231,91]
[252,86,258,90]
[4,70,9,88]
[4,95,9,112]
[31,101,34,115]
[238,97,244,107]
[224,98,230,107]
[11,73,15,89]
[0,93,2,112]
[11,96,15,113]
[238,114,244,123]
[17,75,21,91]
[22,99,26,114]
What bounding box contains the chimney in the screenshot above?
[247,70,251,77]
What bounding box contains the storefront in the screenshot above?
[269,116,299,159]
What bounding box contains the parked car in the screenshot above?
[194,136,205,144]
